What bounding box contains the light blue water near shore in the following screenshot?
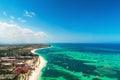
[35,43,120,80]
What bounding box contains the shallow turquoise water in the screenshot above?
[36,43,120,80]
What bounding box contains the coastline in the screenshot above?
[29,48,47,80]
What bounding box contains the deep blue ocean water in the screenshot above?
[36,43,120,80]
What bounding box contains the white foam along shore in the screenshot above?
[29,47,49,80]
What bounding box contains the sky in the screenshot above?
[0,0,120,43]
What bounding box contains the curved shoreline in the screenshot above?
[29,48,47,80]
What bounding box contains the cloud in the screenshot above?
[3,11,7,16]
[10,16,15,23]
[24,10,36,17]
[10,20,14,23]
[10,16,15,19]
[17,17,26,23]
[0,22,49,44]
[20,19,26,23]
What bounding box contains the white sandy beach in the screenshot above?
[29,49,47,80]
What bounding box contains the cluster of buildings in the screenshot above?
[0,44,49,80]
[0,54,39,80]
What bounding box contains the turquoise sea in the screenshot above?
[35,43,120,80]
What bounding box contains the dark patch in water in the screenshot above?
[92,78,101,80]
[116,70,120,80]
[41,54,97,80]
[42,67,81,80]
[47,54,97,75]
